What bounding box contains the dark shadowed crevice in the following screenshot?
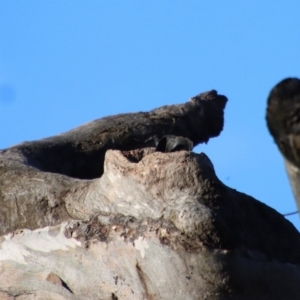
[46,272,73,294]
[136,262,152,299]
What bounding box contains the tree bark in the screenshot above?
[0,90,227,235]
[266,77,300,212]
[1,90,300,300]
[1,90,226,180]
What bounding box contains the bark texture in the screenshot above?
[1,90,300,300]
[266,77,300,211]
[1,90,226,180]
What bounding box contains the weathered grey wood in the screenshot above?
[1,90,227,179]
[1,149,300,299]
[266,77,300,212]
[1,89,300,299]
[0,90,227,235]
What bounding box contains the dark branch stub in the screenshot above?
[266,77,300,169]
[266,77,300,210]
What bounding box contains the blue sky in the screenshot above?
[1,2,300,229]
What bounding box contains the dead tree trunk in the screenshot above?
[3,90,226,180]
[1,90,300,300]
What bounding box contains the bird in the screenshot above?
[266,77,300,211]
[155,135,193,153]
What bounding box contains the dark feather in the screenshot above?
[155,135,193,153]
